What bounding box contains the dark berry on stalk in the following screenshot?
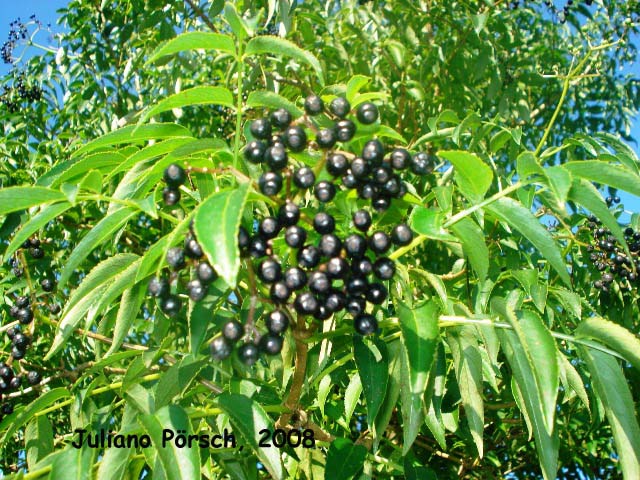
[284,267,307,290]
[13,267,24,277]
[314,304,332,321]
[259,334,284,355]
[259,171,283,196]
[259,217,281,240]
[356,102,379,124]
[372,195,391,211]
[384,176,401,196]
[354,314,378,335]
[22,239,32,249]
[270,281,291,304]
[147,276,169,298]
[344,234,367,259]
[250,118,272,139]
[29,247,44,259]
[346,296,366,316]
[197,262,218,284]
[357,182,377,200]
[244,140,267,164]
[166,247,186,270]
[392,224,413,246]
[210,336,232,361]
[362,139,384,166]
[411,152,434,175]
[184,236,203,259]
[351,157,370,178]
[314,181,336,203]
[249,235,268,258]
[314,212,335,234]
[373,166,391,185]
[27,371,41,386]
[614,196,620,203]
[342,172,358,188]
[278,202,300,226]
[1,403,14,415]
[222,320,244,342]
[258,258,282,284]
[293,167,315,189]
[389,148,410,170]
[325,290,347,312]
[10,376,21,390]
[346,276,368,296]
[304,94,324,115]
[330,97,351,118]
[11,346,26,360]
[353,210,372,232]
[30,238,41,248]
[335,119,356,142]
[159,295,182,316]
[187,279,208,302]
[12,333,30,349]
[238,226,250,250]
[297,245,321,269]
[17,308,33,325]
[294,292,319,316]
[326,257,348,279]
[369,231,391,254]
[602,273,614,283]
[163,164,187,188]
[374,257,395,280]
[16,296,29,308]
[316,128,337,149]
[285,225,307,249]
[625,227,634,236]
[6,326,19,339]
[366,283,388,304]
[270,108,292,129]
[265,144,288,171]
[308,271,330,294]
[266,310,289,334]
[49,304,61,315]
[319,234,342,258]
[0,366,13,380]
[326,153,349,176]
[238,342,260,365]
[162,187,181,205]
[284,125,307,152]
[352,258,373,276]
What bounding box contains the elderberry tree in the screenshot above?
[1,1,640,479]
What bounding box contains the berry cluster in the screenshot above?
[1,18,28,65]
[1,72,44,113]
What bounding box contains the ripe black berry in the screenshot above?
[351,157,370,179]
[357,182,377,200]
[389,148,410,170]
[347,276,368,296]
[373,257,395,280]
[326,153,349,176]
[9,305,19,318]
[325,290,346,312]
[270,281,291,304]
[314,212,335,234]
[362,139,384,166]
[329,97,351,118]
[308,271,330,294]
[293,167,315,189]
[270,108,292,129]
[6,326,19,339]
[265,144,288,171]
[353,210,372,232]
[29,247,44,259]
[316,128,338,149]
[258,258,282,284]
[148,276,169,298]
[356,102,379,124]
[187,279,208,302]
[244,140,267,164]
[285,225,307,249]
[11,346,25,360]
[259,171,283,196]
[16,296,29,308]
[1,403,14,415]
[344,234,367,259]
[250,118,272,139]
[284,126,307,152]
[163,164,187,188]
[351,258,373,277]
[372,195,391,211]
[159,295,182,316]
[384,176,401,196]
[222,320,244,342]
[354,314,378,335]
[9,376,21,390]
[27,371,41,386]
[278,202,300,226]
[326,257,349,279]
[346,296,366,316]
[166,247,186,270]
[314,181,336,203]
[410,152,434,175]
[294,292,319,316]
[369,231,391,254]
[0,366,13,381]
[284,267,307,290]
[366,283,388,304]
[163,187,180,205]
[314,304,332,321]
[336,119,356,142]
[210,336,232,361]
[297,245,321,269]
[259,217,281,239]
[342,172,358,188]
[266,310,289,334]
[184,236,203,259]
[16,308,33,324]
[12,333,29,349]
[319,234,342,258]
[49,304,61,315]
[392,224,413,246]
[238,342,260,365]
[197,262,218,284]
[259,334,283,355]
[304,94,324,115]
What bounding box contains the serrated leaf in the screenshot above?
[324,438,367,480]
[194,183,250,287]
[217,393,283,480]
[439,150,493,203]
[545,165,572,205]
[25,416,53,468]
[49,445,96,480]
[576,317,640,372]
[139,405,201,480]
[353,337,388,435]
[485,197,571,286]
[155,356,207,408]
[564,160,640,197]
[344,373,362,423]
[146,32,236,64]
[450,217,489,281]
[105,282,146,356]
[579,347,640,479]
[410,207,457,242]
[0,187,66,216]
[246,90,303,117]
[346,75,370,103]
[139,86,234,124]
[557,353,590,413]
[245,35,325,86]
[51,152,126,188]
[224,3,251,40]
[517,151,544,179]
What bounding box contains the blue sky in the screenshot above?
[1,1,639,215]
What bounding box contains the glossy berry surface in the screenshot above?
[304,94,324,115]
[266,310,289,334]
[285,225,307,249]
[259,334,283,355]
[166,247,186,270]
[250,118,272,139]
[329,97,351,118]
[237,342,259,365]
[210,337,232,361]
[259,171,283,196]
[354,314,378,335]
[163,164,187,188]
[222,321,244,343]
[293,167,315,189]
[356,102,379,124]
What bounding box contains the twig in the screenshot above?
[184,0,218,31]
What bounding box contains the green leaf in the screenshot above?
[139,86,235,124]
[245,35,325,86]
[217,393,283,480]
[71,123,193,158]
[344,373,362,424]
[576,317,640,372]
[545,165,572,205]
[439,150,493,203]
[246,90,303,117]
[49,445,96,480]
[353,337,388,435]
[324,438,367,480]
[0,187,66,216]
[410,207,457,242]
[155,356,207,408]
[450,217,489,281]
[346,75,370,103]
[46,254,139,360]
[194,183,250,288]
[397,300,439,453]
[51,152,126,188]
[517,151,544,179]
[579,347,640,479]
[564,160,640,197]
[58,207,137,288]
[105,282,146,356]
[557,353,590,413]
[25,416,53,468]
[485,197,571,286]
[224,3,252,40]
[146,32,236,64]
[447,327,484,457]
[139,405,201,480]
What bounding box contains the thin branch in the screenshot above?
[184,0,218,31]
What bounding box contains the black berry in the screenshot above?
[159,295,182,316]
[259,171,283,196]
[266,310,289,334]
[197,262,218,284]
[293,167,315,189]
[314,212,336,234]
[373,257,395,280]
[304,94,324,116]
[354,314,378,335]
[166,247,186,270]
[356,102,378,124]
[250,118,272,140]
[297,245,321,269]
[222,320,244,342]
[258,258,282,284]
[259,334,283,355]
[389,148,410,170]
[314,181,336,203]
[294,292,319,316]
[285,225,307,249]
[369,231,391,254]
[27,371,41,386]
[284,126,307,152]
[210,336,232,361]
[353,210,372,232]
[335,119,356,142]
[278,202,300,226]
[326,153,349,176]
[270,108,292,129]
[163,163,187,188]
[163,187,181,205]
[265,144,288,171]
[187,279,208,302]
[284,267,307,290]
[270,281,291,304]
[329,97,351,118]
[148,276,169,298]
[237,342,260,365]
[392,224,413,246]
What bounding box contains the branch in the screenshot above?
[184,0,218,31]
